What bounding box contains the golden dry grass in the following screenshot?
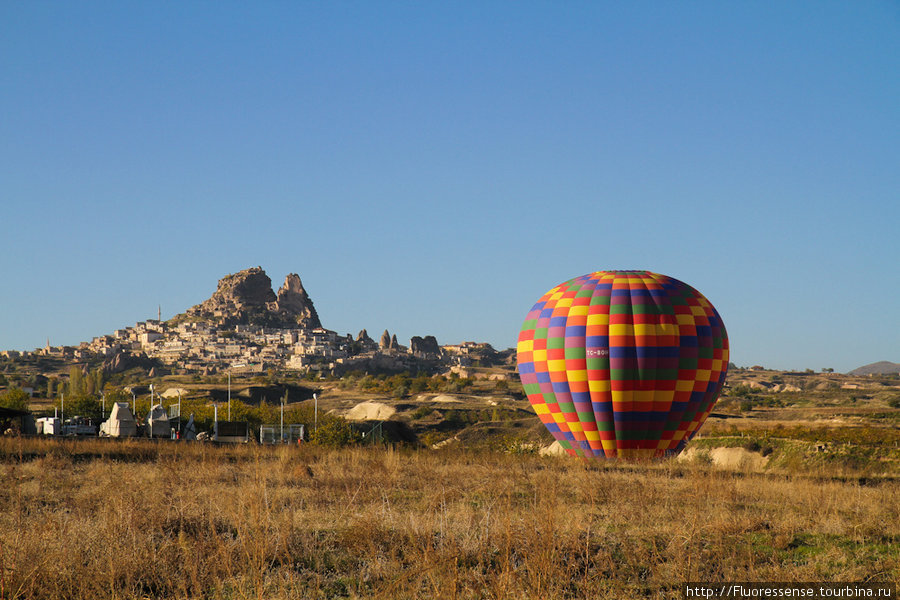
[0,437,897,599]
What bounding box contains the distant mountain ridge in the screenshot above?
[848,361,900,376]
[175,267,321,329]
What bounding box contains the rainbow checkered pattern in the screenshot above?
[516,270,729,459]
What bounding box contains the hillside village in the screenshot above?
[55,319,490,375]
[0,267,506,378]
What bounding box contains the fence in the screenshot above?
[259,423,305,444]
[361,421,383,445]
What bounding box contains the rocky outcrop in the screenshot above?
[182,267,321,329]
[380,330,392,350]
[356,329,377,351]
[103,350,159,375]
[185,267,273,324]
[410,335,441,359]
[267,274,321,329]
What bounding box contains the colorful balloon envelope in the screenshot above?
[517,270,729,459]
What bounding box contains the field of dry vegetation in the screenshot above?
[1,436,898,599]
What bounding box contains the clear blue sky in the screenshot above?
[2,2,898,373]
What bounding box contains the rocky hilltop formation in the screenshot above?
[180,267,321,329]
[269,273,321,328]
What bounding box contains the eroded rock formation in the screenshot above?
[410,335,441,359]
[268,273,322,329]
[182,267,321,329]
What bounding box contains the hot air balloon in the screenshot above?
[516,270,728,459]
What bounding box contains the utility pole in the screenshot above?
[148,384,154,439]
[281,389,287,443]
[227,371,231,421]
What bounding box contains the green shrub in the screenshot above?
[308,416,357,448]
[411,406,433,420]
[743,439,762,453]
[64,394,102,420]
[497,434,538,455]
[0,387,29,411]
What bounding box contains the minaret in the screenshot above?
[158,305,161,322]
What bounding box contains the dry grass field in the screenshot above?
[1,436,898,599]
